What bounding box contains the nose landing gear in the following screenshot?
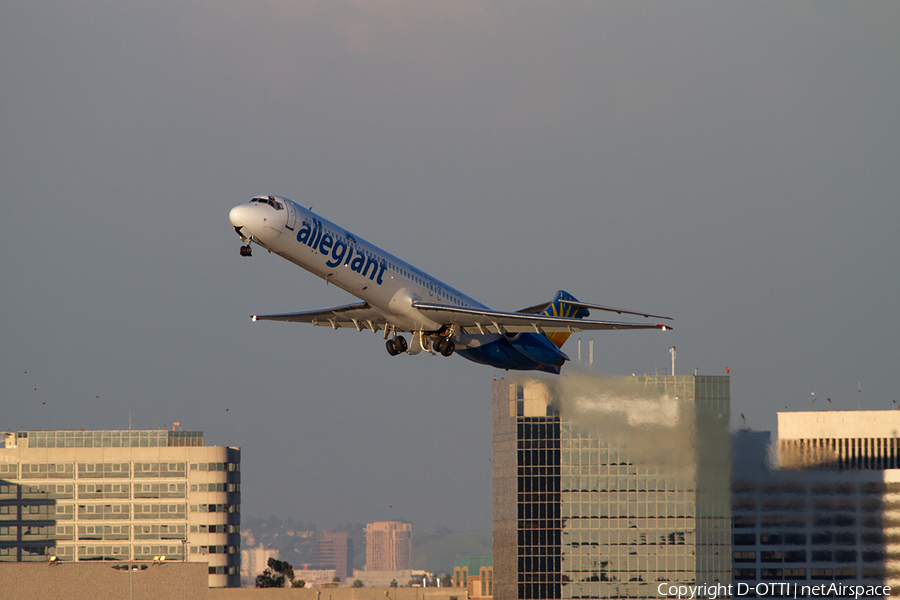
[239,244,252,257]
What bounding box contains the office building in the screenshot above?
[314,531,353,579]
[365,521,411,572]
[732,410,900,589]
[0,428,241,587]
[493,375,732,600]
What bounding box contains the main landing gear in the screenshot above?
[239,244,252,257]
[386,336,408,356]
[385,334,455,357]
[433,336,455,357]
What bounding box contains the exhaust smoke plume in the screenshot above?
[509,362,698,472]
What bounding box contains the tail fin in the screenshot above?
[541,290,589,349]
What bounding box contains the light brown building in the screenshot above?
[365,521,411,572]
[0,429,241,587]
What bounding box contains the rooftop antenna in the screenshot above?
[577,339,581,362]
[858,383,861,410]
[669,346,676,376]
[589,339,594,366]
[810,393,816,410]
[129,410,133,431]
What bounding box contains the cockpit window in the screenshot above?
[250,197,284,211]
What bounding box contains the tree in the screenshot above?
[352,579,364,588]
[390,579,399,588]
[255,568,284,588]
[291,579,307,588]
[272,559,295,582]
[256,557,296,588]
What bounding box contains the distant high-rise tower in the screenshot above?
[0,429,241,587]
[493,375,732,600]
[365,521,411,571]
[314,531,353,578]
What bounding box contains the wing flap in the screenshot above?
[251,302,389,332]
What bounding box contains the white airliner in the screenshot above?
[229,196,671,374]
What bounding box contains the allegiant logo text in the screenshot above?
[297,218,386,285]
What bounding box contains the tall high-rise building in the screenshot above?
[0,429,241,587]
[732,410,900,589]
[365,521,411,571]
[493,375,732,600]
[314,531,353,578]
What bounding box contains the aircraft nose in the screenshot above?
[229,204,251,228]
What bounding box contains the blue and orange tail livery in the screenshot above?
[541,290,589,348]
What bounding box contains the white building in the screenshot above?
[240,544,279,587]
[732,410,900,589]
[0,429,241,587]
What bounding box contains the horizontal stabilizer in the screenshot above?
[559,299,672,321]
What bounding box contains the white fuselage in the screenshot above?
[229,196,492,340]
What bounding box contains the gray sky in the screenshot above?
[2,2,898,532]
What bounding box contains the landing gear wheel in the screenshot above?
[433,337,445,353]
[240,245,252,257]
[386,339,400,356]
[440,339,455,357]
[385,336,408,356]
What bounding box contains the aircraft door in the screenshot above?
[284,199,297,232]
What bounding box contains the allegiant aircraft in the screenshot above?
[229,196,671,374]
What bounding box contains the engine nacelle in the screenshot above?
[387,288,441,332]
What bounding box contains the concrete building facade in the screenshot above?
[365,521,411,572]
[493,375,731,600]
[0,429,241,587]
[732,410,900,592]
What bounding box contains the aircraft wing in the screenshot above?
[251,301,672,335]
[251,302,390,332]
[411,301,672,335]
